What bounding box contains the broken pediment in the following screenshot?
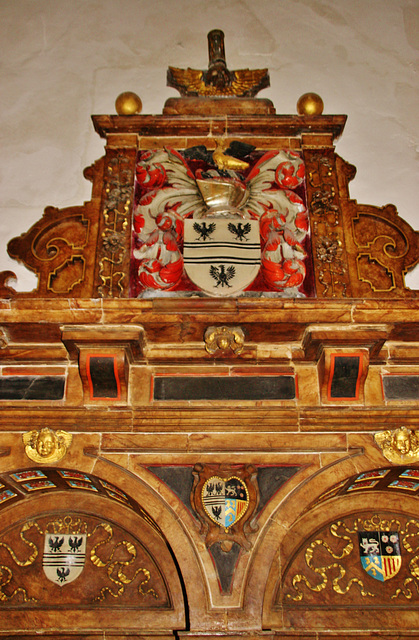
[0,30,418,302]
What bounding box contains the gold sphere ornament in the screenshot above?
[296,92,324,116]
[115,92,142,115]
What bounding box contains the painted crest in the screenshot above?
[184,219,260,296]
[358,531,401,582]
[132,146,310,298]
[43,533,86,586]
[202,475,249,531]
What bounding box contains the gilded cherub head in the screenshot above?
[374,426,419,464]
[22,428,72,464]
[204,325,245,355]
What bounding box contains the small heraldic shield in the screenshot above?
[183,219,260,296]
[358,531,401,582]
[202,475,249,532]
[43,533,87,586]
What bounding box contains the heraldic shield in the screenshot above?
[183,218,261,297]
[43,533,87,586]
[358,531,401,582]
[202,476,249,531]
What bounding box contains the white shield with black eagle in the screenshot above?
[43,533,87,586]
[183,218,261,296]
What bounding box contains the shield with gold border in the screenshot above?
[201,476,249,532]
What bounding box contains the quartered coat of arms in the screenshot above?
[130,141,312,297]
[358,531,402,582]
[43,533,87,586]
[201,475,249,532]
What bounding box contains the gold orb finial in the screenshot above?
[296,92,324,116]
[115,91,142,115]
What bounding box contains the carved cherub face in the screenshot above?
[394,429,411,455]
[36,429,56,457]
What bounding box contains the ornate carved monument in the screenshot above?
[0,30,418,640]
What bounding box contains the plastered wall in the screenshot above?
[1,0,418,291]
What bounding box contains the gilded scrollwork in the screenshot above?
[0,515,161,605]
[374,426,419,464]
[98,154,134,298]
[0,521,42,602]
[90,522,158,601]
[391,518,419,600]
[6,206,90,296]
[284,514,419,604]
[352,204,419,295]
[304,150,351,298]
[287,520,374,602]
[315,234,348,297]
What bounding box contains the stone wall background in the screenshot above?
[0,0,418,291]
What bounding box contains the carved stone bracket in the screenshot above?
[61,324,145,405]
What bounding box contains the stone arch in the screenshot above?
[262,465,419,636]
[0,464,188,637]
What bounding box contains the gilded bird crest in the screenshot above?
[167,30,269,98]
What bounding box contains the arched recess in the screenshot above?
[262,466,419,637]
[0,466,186,638]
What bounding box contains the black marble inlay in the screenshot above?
[88,357,118,398]
[147,466,195,516]
[0,376,65,400]
[329,356,360,398]
[209,542,241,593]
[256,466,301,515]
[153,376,295,401]
[383,375,419,400]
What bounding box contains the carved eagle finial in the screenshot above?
[167,30,269,98]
